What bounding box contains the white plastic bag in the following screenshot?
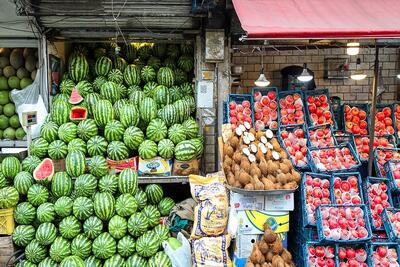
[163,232,192,267]
[11,69,48,139]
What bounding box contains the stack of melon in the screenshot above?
[0,47,37,141]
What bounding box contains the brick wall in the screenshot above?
[232,46,400,103]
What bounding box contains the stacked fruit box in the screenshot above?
[303,89,336,128]
[251,87,279,131]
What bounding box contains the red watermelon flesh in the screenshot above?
[33,158,54,181]
[70,106,88,121]
[69,87,83,104]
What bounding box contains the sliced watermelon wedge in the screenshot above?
[33,158,54,181]
[70,106,88,121]
[69,87,83,104]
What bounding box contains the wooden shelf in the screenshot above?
[138,176,189,184]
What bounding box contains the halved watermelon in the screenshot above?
[33,158,54,181]
[70,107,88,121]
[69,87,83,104]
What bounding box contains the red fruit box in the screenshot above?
[304,89,336,128]
[330,172,364,206]
[354,135,396,162]
[278,90,306,126]
[303,242,336,267]
[307,124,337,149]
[384,159,400,191]
[278,124,309,170]
[374,148,400,177]
[227,94,254,130]
[382,208,400,242]
[342,103,369,136]
[373,104,395,137]
[336,244,369,267]
[393,103,400,141]
[315,204,372,243]
[251,87,279,131]
[333,130,356,148]
[368,242,400,267]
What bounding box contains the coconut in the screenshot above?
[17,67,29,79]
[3,65,15,78]
[25,55,36,72]
[0,57,9,68]
[10,49,24,69]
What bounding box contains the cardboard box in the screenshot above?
[172,158,200,176]
[230,191,265,210]
[236,210,289,235]
[138,157,173,176]
[264,193,294,211]
[107,156,138,174]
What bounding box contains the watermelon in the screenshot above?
[175,140,197,161]
[67,138,86,154]
[29,138,49,158]
[127,212,148,237]
[88,155,108,177]
[104,120,125,142]
[49,237,71,263]
[48,140,68,160]
[123,126,144,151]
[98,174,119,194]
[158,139,175,159]
[100,81,120,104]
[182,95,195,113]
[181,82,193,96]
[51,172,72,198]
[58,123,78,143]
[129,90,144,106]
[74,174,97,198]
[36,222,57,245]
[118,235,136,257]
[22,155,41,173]
[124,64,141,86]
[0,172,6,188]
[147,56,161,70]
[54,196,73,218]
[73,197,94,220]
[168,124,186,144]
[143,81,158,97]
[108,215,127,239]
[65,151,86,177]
[59,216,81,239]
[180,42,193,55]
[36,202,56,223]
[33,158,54,182]
[107,68,123,84]
[16,260,38,267]
[51,101,70,126]
[139,97,157,123]
[168,85,183,103]
[77,119,98,141]
[83,216,103,239]
[25,239,47,264]
[113,99,129,119]
[69,55,89,82]
[173,99,191,122]
[92,232,116,259]
[141,65,156,83]
[164,57,176,70]
[158,104,177,126]
[191,137,204,157]
[1,156,21,179]
[93,99,115,127]
[134,189,148,210]
[60,256,85,267]
[60,79,75,95]
[124,44,136,63]
[137,44,153,60]
[120,103,140,128]
[38,258,57,267]
[53,93,70,104]
[14,171,34,194]
[71,234,92,259]
[14,202,36,225]
[27,184,49,206]
[95,56,112,76]
[174,68,187,85]
[40,121,59,143]
[127,84,141,95]
[157,67,175,87]
[153,43,167,58]
[69,87,83,104]
[107,141,129,161]
[145,184,164,204]
[153,85,170,108]
[178,55,194,72]
[93,192,115,221]
[118,168,138,195]
[103,254,125,267]
[167,44,180,59]
[158,197,175,216]
[84,256,101,267]
[126,254,147,267]
[93,76,107,92]
[86,93,102,111]
[148,251,172,267]
[69,106,88,122]
[87,135,108,156]
[142,205,161,227]
[138,140,157,159]
[114,56,128,71]
[13,225,35,247]
[115,193,138,217]
[145,118,168,142]
[0,186,19,208]
[77,81,94,97]
[136,230,159,257]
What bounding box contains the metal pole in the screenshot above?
[368,43,380,176]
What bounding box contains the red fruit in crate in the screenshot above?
[315,246,325,257]
[308,104,317,113]
[384,117,392,126]
[243,107,251,116]
[261,96,270,106]
[262,107,270,116]
[376,112,385,121]
[230,117,238,124]
[229,101,236,110]
[316,259,325,267]
[351,107,360,116]
[348,176,358,187]
[270,121,278,129]
[229,110,237,117]
[307,96,315,103]
[360,129,368,135]
[242,100,250,108]
[269,101,278,110]
[244,116,252,123]
[319,95,328,103]
[293,93,301,100]
[285,95,294,104]
[352,116,360,124]
[281,117,289,125]
[357,227,368,238]
[254,101,263,112]
[255,111,263,120]
[348,260,359,267]
[352,125,360,134]
[267,91,276,100]
[344,105,351,113]
[281,130,289,139]
[339,248,346,259]
[294,129,304,138]
[346,248,356,259]
[359,120,368,129]
[308,246,316,255]
[253,92,262,102]
[318,117,326,124]
[236,104,244,112]
[323,111,332,119]
[270,110,278,120]
[311,113,318,122]
[315,100,321,107]
[237,112,244,121]
[377,246,387,257]
[341,181,351,192]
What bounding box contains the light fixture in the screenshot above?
[254,48,270,87]
[347,42,360,56]
[397,74,400,79]
[350,58,367,80]
[297,63,313,82]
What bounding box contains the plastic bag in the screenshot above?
[163,232,192,267]
[11,69,48,139]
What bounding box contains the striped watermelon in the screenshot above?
[14,202,36,225]
[0,186,19,208]
[113,99,129,119]
[67,138,86,154]
[83,216,103,239]
[1,156,21,179]
[69,55,89,82]
[93,100,115,127]
[74,174,97,198]
[120,104,140,128]
[53,93,70,104]
[158,197,175,216]
[124,64,141,86]
[40,121,59,143]
[51,100,71,126]
[76,80,93,97]
[124,44,136,62]
[88,155,108,177]
[174,68,187,85]
[95,56,113,76]
[136,230,159,257]
[94,192,115,221]
[118,168,138,194]
[60,79,75,95]
[157,67,175,87]
[157,104,177,126]
[138,140,158,159]
[38,257,58,267]
[60,256,85,267]
[36,202,55,223]
[167,44,180,58]
[173,99,191,123]
[127,84,141,95]
[98,174,118,194]
[145,184,164,204]
[191,137,204,157]
[153,43,167,58]
[22,155,41,174]
[103,254,125,267]
[73,197,94,220]
[36,222,57,245]
[114,56,128,71]
[92,232,116,259]
[164,57,176,70]
[175,140,197,161]
[93,76,107,92]
[153,85,170,108]
[181,82,193,96]
[58,123,77,144]
[77,119,98,141]
[148,251,172,267]
[129,90,145,106]
[116,193,138,217]
[65,151,86,177]
[0,173,6,188]
[107,141,129,161]
[71,234,92,259]
[84,256,101,267]
[158,139,174,159]
[29,138,49,158]
[182,95,195,113]
[51,172,72,198]
[48,140,68,160]
[143,81,158,97]
[27,184,49,206]
[14,171,34,195]
[13,225,35,247]
[168,124,186,144]
[100,81,120,104]
[49,237,71,263]
[107,68,123,84]
[147,56,161,70]
[126,254,147,267]
[127,212,148,237]
[134,189,148,210]
[108,215,128,239]
[25,239,47,264]
[146,118,168,142]
[182,118,199,139]
[139,97,157,123]
[178,55,194,72]
[118,235,136,257]
[105,120,125,142]
[59,216,81,239]
[142,205,160,227]
[137,44,153,60]
[54,196,73,218]
[87,135,108,156]
[141,65,156,83]
[180,42,193,55]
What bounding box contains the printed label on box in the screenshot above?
[264,193,294,211]
[138,157,173,176]
[230,192,264,210]
[107,157,138,174]
[236,210,289,235]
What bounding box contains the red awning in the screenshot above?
[232,0,400,39]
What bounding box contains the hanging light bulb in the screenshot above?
[254,48,270,87]
[351,58,367,80]
[297,63,313,82]
[347,42,360,56]
[397,74,400,79]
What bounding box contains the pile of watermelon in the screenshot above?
[0,154,176,266]
[43,42,203,163]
